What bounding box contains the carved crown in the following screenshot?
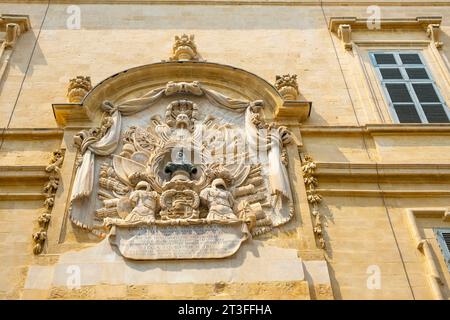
[170,34,200,61]
[67,76,92,103]
[274,74,299,100]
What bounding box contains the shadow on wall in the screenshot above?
[7,23,47,76]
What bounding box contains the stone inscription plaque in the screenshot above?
[109,222,250,260]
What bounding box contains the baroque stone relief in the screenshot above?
[68,81,294,260]
[33,150,65,254]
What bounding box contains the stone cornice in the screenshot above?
[0,165,48,179]
[315,162,450,178]
[0,166,49,200]
[317,189,450,197]
[0,128,63,139]
[4,1,450,6]
[298,124,450,135]
[328,16,442,33]
[329,16,443,50]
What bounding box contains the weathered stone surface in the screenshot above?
[1,1,450,301]
[109,223,249,260]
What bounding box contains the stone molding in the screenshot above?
[53,61,312,127]
[329,16,443,50]
[6,1,450,6]
[314,162,450,178]
[297,124,450,134]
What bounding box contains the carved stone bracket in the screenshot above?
[427,24,443,49]
[0,14,30,48]
[32,150,65,255]
[337,24,352,50]
[329,16,443,51]
[301,154,325,249]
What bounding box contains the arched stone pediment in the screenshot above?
[53,61,303,126]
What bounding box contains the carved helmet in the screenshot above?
[212,178,227,189]
[136,181,149,190]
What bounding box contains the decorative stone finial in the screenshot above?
[274,74,299,100]
[67,76,92,103]
[169,34,201,61]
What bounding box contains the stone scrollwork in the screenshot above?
[301,154,325,249]
[33,150,65,254]
[68,80,295,260]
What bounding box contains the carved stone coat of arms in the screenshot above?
[68,81,294,260]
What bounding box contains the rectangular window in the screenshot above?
[370,52,450,123]
[435,228,450,272]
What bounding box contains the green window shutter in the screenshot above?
[422,104,450,123]
[374,53,396,65]
[412,83,440,103]
[399,53,422,65]
[405,68,429,79]
[393,104,422,123]
[380,68,403,80]
[386,83,413,103]
[435,229,450,272]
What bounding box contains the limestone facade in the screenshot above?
[1,0,450,300]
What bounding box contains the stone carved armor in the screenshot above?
[124,181,158,223]
[200,178,237,220]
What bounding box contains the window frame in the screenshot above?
[434,228,450,272]
[370,51,450,124]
